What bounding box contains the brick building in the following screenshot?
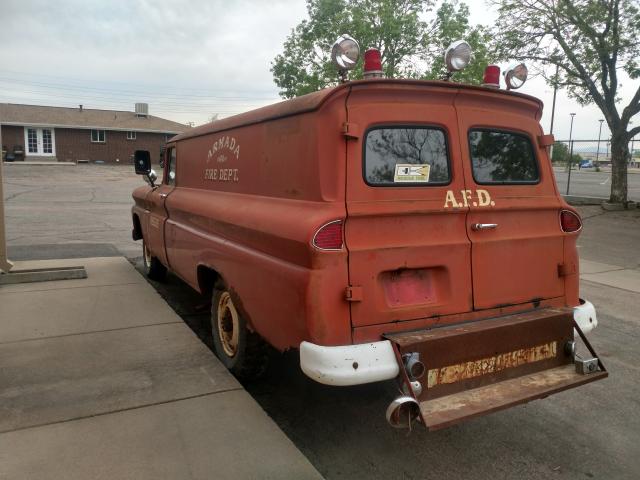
[0,103,187,164]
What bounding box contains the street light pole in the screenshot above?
[566,113,576,195]
[595,119,604,167]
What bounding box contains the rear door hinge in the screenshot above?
[558,263,576,277]
[342,122,359,139]
[538,134,555,148]
[345,286,363,302]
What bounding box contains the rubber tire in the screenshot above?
[142,240,167,281]
[209,281,269,381]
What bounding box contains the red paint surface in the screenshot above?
[131,79,582,350]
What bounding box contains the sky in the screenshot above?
[0,0,638,143]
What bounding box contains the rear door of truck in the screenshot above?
[344,84,472,328]
[455,91,565,310]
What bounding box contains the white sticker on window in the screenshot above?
[394,164,431,183]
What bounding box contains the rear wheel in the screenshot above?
[209,281,269,380]
[142,240,167,281]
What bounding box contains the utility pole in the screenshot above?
[595,119,604,167]
[549,65,559,135]
[549,65,559,160]
[566,113,576,195]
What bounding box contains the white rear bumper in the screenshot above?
[299,340,400,386]
[574,298,598,334]
[301,300,598,387]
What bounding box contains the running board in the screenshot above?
[420,364,606,430]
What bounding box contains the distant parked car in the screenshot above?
[579,160,594,169]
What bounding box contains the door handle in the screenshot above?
[159,193,168,198]
[472,223,498,231]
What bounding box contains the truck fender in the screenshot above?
[132,213,143,241]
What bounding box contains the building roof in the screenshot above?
[0,103,188,134]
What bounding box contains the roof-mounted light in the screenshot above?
[483,65,501,88]
[444,40,472,75]
[332,34,360,82]
[363,48,383,79]
[504,63,528,90]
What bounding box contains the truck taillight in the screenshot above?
[313,220,343,250]
[560,210,582,233]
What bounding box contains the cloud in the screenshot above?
[0,0,307,124]
[0,0,635,138]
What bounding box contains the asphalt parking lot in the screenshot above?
[3,164,640,479]
[554,167,640,201]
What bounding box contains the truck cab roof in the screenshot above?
[172,79,544,143]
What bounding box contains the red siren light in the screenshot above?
[363,48,384,78]
[483,65,501,88]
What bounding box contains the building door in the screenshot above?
[24,127,56,157]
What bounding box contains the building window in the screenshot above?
[91,130,106,143]
[126,131,136,140]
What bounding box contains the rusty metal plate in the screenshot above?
[419,364,607,431]
[386,307,574,401]
[426,341,557,388]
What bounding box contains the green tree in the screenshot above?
[271,0,431,98]
[491,0,640,205]
[551,141,570,164]
[423,1,496,83]
[271,0,494,98]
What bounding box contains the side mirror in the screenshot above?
[134,150,151,175]
[143,169,158,186]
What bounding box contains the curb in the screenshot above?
[563,195,639,209]
[563,195,607,206]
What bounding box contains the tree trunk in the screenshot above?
[609,133,629,204]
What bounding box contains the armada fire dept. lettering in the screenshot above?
[205,136,241,182]
[204,168,239,182]
[207,135,240,161]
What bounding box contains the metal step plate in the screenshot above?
[420,364,607,430]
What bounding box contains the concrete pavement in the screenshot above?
[0,257,322,480]
[580,259,640,294]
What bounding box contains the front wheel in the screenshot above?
[142,240,167,281]
[209,281,269,380]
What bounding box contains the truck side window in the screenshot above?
[468,129,539,184]
[166,147,177,186]
[364,127,450,186]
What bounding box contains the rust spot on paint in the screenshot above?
[427,341,557,388]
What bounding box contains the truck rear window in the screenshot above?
[364,127,450,186]
[468,129,539,184]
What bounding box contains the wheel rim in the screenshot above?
[217,292,239,358]
[143,242,151,267]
